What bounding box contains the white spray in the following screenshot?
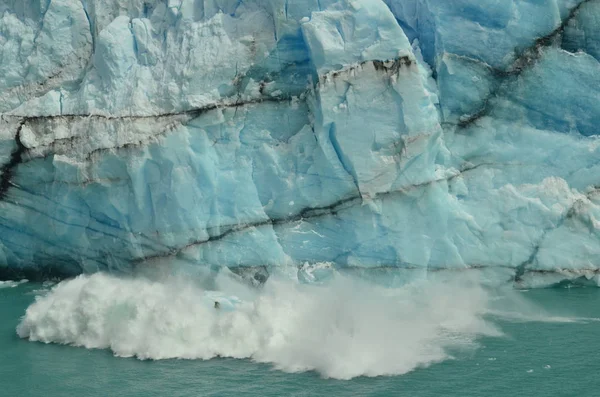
[17,269,501,380]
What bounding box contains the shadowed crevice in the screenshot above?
[0,122,26,201]
[0,265,77,282]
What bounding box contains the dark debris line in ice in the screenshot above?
[0,121,26,201]
[449,0,597,129]
[0,94,298,189]
[134,161,508,264]
[514,186,600,283]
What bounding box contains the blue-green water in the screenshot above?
[2,282,600,396]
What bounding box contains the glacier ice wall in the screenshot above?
[1,0,600,287]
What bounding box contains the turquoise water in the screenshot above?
[2,281,600,396]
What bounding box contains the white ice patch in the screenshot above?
[17,272,501,380]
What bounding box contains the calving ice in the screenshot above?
[1,0,600,288]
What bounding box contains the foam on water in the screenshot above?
[0,280,28,289]
[16,270,502,379]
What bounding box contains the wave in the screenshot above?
[17,269,501,379]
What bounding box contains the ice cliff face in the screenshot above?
[1,0,599,287]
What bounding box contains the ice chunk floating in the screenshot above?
[1,0,600,287]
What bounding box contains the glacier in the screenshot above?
[1,0,600,287]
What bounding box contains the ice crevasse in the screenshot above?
[0,0,600,287]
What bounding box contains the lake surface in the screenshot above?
[1,279,599,396]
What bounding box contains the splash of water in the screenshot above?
[17,270,501,379]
